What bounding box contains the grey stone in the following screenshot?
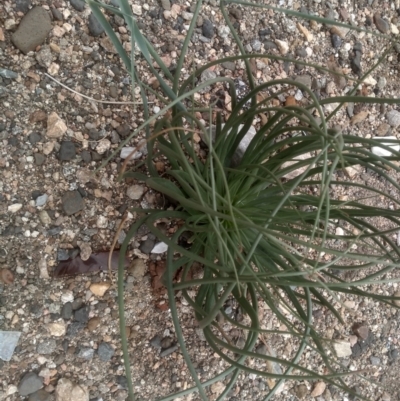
[387,110,400,128]
[74,306,89,323]
[295,47,307,58]
[78,347,94,360]
[61,302,73,320]
[34,153,45,166]
[35,194,48,207]
[161,0,171,10]
[37,339,56,355]
[160,344,179,357]
[98,342,115,361]
[222,61,236,71]
[29,132,42,145]
[88,13,104,36]
[331,33,342,48]
[59,141,76,161]
[374,13,389,33]
[251,39,262,51]
[351,52,362,75]
[12,7,52,54]
[88,129,100,140]
[66,322,85,337]
[202,19,215,39]
[139,238,156,254]
[263,40,277,50]
[370,356,380,365]
[201,69,217,82]
[0,69,18,79]
[28,389,51,401]
[62,191,84,215]
[294,74,312,88]
[80,150,91,163]
[18,372,43,396]
[150,335,162,349]
[70,0,85,12]
[51,7,63,21]
[15,0,31,14]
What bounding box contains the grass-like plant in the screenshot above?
[86,1,400,400]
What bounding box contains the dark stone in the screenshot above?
[61,302,73,320]
[66,322,85,337]
[160,344,179,357]
[331,33,342,48]
[139,238,156,254]
[263,40,277,50]
[15,0,31,14]
[389,348,399,361]
[77,186,87,198]
[353,42,363,53]
[31,190,41,200]
[80,149,91,163]
[46,226,62,236]
[59,141,76,161]
[351,331,374,359]
[28,389,51,401]
[34,153,45,166]
[91,151,103,161]
[51,7,63,21]
[295,47,307,58]
[258,28,271,36]
[57,248,71,261]
[11,7,52,54]
[29,132,42,145]
[8,136,18,146]
[351,52,362,75]
[374,13,390,33]
[18,372,43,396]
[148,8,160,19]
[150,335,162,349]
[88,13,105,36]
[116,123,131,138]
[61,190,84,215]
[72,298,84,310]
[74,306,89,323]
[37,339,56,355]
[98,342,115,361]
[202,19,215,39]
[70,0,86,12]
[115,376,128,390]
[88,128,100,140]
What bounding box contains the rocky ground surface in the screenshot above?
[1,0,400,400]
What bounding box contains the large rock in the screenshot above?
[12,7,52,54]
[55,378,89,401]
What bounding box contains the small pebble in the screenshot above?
[89,282,111,297]
[98,342,115,361]
[88,13,105,36]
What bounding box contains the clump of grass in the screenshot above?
[87,1,400,400]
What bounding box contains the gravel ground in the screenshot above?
[1,0,400,400]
